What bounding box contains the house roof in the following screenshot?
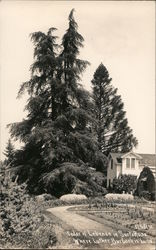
[109,153,124,164]
[138,154,156,166]
[109,152,156,166]
[121,152,142,159]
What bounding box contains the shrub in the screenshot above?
[0,166,57,248]
[28,223,57,248]
[112,174,137,194]
[60,194,87,202]
[105,193,134,201]
[41,162,107,197]
[35,193,56,202]
[136,167,156,200]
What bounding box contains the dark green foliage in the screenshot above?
[7,10,138,196]
[41,162,107,197]
[7,10,107,195]
[3,139,15,166]
[58,9,90,112]
[92,151,108,173]
[7,27,60,191]
[91,63,138,155]
[112,174,137,194]
[136,166,156,200]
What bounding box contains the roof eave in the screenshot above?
[121,151,142,159]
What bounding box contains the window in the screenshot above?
[126,158,130,168]
[111,159,113,169]
[131,158,135,168]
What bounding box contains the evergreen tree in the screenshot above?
[8,10,107,195]
[58,9,90,112]
[8,27,59,193]
[136,167,155,200]
[91,63,138,155]
[39,9,108,193]
[3,139,15,166]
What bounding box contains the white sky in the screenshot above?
[0,1,155,160]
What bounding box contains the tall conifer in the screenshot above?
[92,63,138,155]
[8,10,107,195]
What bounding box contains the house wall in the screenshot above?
[122,154,141,177]
[116,164,122,178]
[107,152,156,189]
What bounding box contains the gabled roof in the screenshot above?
[121,152,142,159]
[138,154,156,166]
[109,152,156,167]
[109,153,124,164]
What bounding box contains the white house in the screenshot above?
[107,151,156,187]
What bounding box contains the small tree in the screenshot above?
[3,139,15,166]
[0,165,30,239]
[112,174,137,194]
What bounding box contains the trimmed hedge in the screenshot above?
[136,167,156,201]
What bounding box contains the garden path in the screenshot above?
[47,205,155,250]
[47,205,113,232]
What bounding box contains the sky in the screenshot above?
[0,0,155,160]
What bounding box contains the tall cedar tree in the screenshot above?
[92,63,138,155]
[8,10,107,195]
[8,27,59,193]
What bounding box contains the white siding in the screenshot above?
[116,164,122,177]
[122,155,141,177]
[107,152,156,189]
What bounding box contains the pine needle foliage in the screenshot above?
[92,63,138,155]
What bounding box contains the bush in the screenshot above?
[0,166,57,249]
[112,174,137,194]
[41,162,107,197]
[27,222,57,248]
[35,193,56,202]
[105,193,134,201]
[60,194,87,202]
[136,167,156,200]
